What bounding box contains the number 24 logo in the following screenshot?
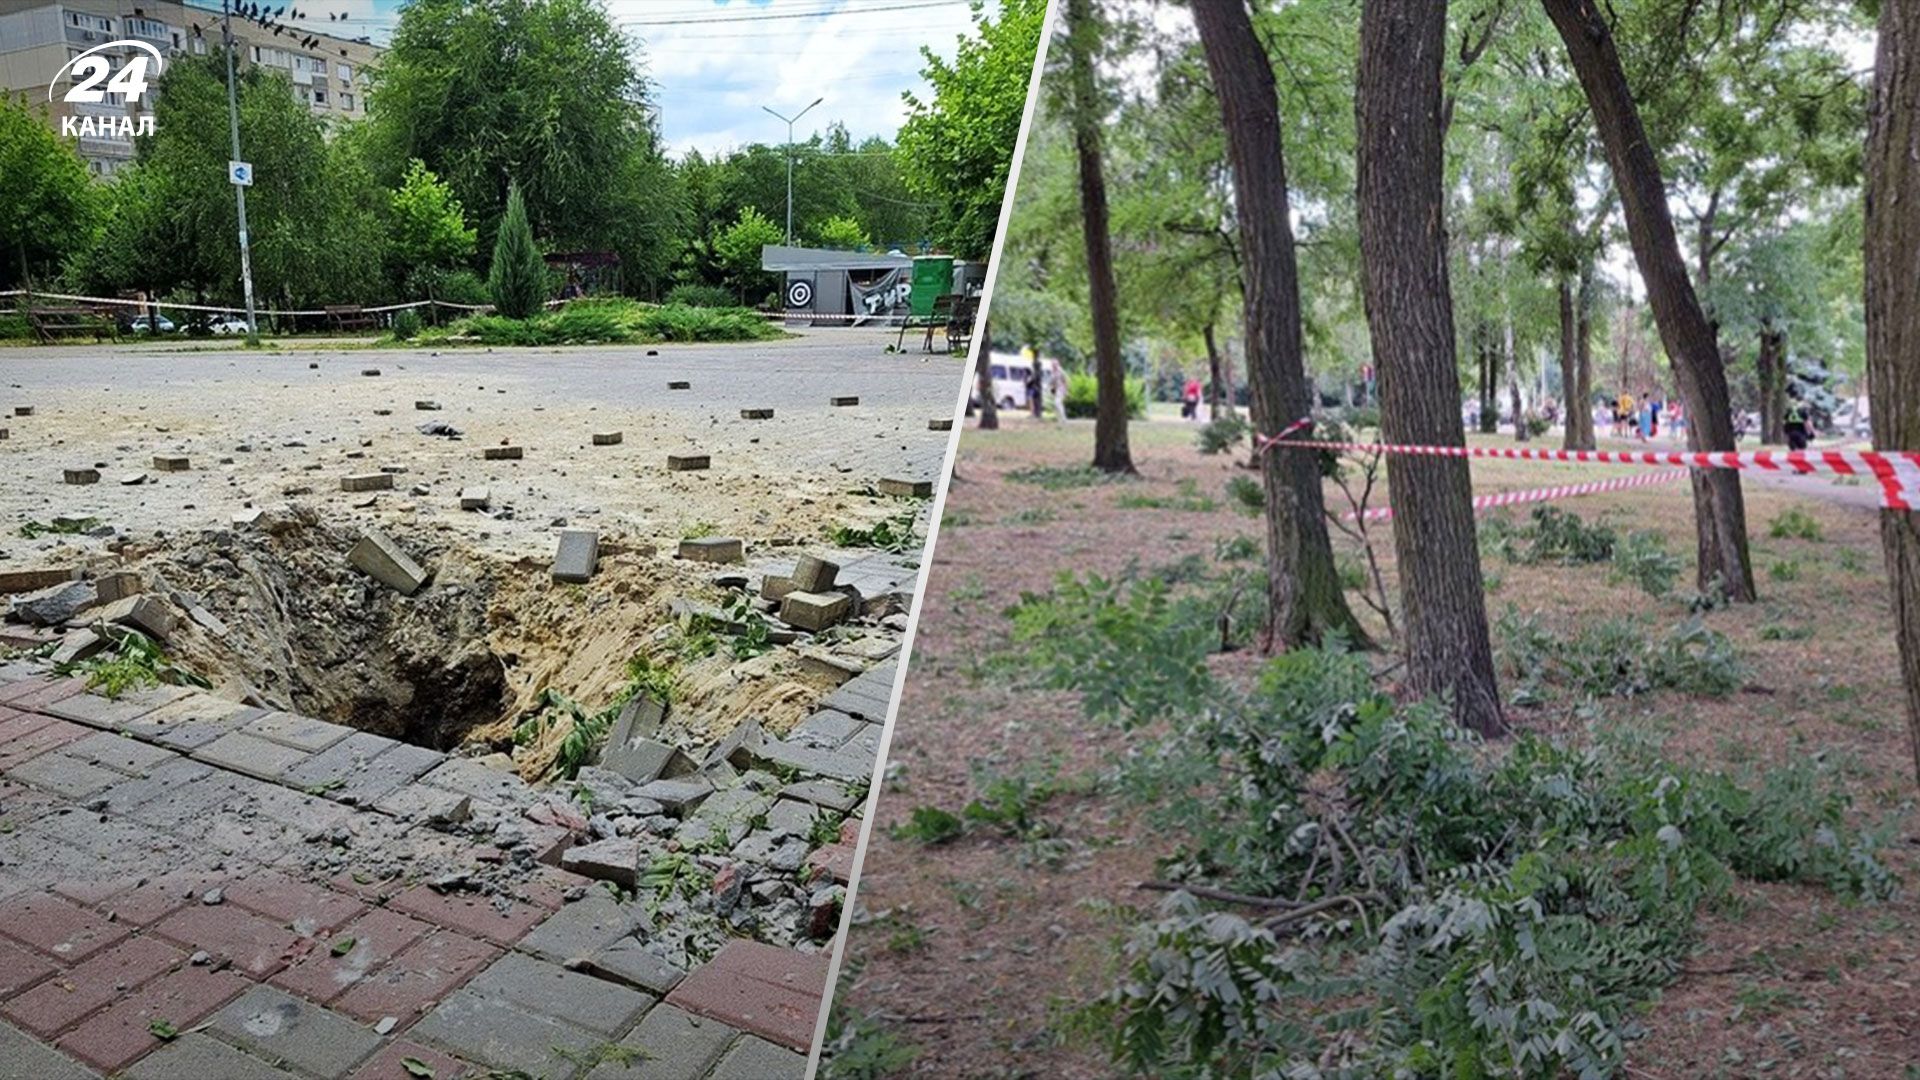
[51,41,165,105]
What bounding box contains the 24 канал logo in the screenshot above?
[50,40,164,140]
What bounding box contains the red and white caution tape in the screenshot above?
[1257,418,1920,511]
[1343,468,1691,522]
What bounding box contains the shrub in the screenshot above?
[1769,506,1824,541]
[663,283,737,308]
[1609,529,1682,596]
[390,308,422,341]
[0,311,31,341]
[635,303,779,342]
[1195,411,1249,454]
[1064,370,1146,419]
[487,182,546,320]
[405,266,490,306]
[1225,474,1264,516]
[1494,505,1616,565]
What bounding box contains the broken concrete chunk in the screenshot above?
[666,453,709,472]
[14,406,32,417]
[460,486,490,510]
[341,472,394,492]
[552,529,599,584]
[151,454,190,472]
[830,396,858,407]
[119,473,148,486]
[559,837,642,890]
[11,580,98,626]
[877,477,934,498]
[740,408,773,420]
[347,530,428,596]
[929,417,954,431]
[791,554,839,593]
[482,445,524,460]
[96,594,177,640]
[591,431,623,446]
[607,694,666,750]
[63,468,100,485]
[780,590,854,632]
[415,400,442,411]
[361,369,381,377]
[601,737,697,785]
[677,537,744,564]
[51,628,107,666]
[759,574,797,602]
[0,567,80,595]
[633,778,712,815]
[668,380,691,390]
[705,719,765,772]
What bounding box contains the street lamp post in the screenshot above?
[761,97,823,245]
[222,0,259,344]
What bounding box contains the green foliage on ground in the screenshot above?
[828,510,919,554]
[1609,529,1684,597]
[1769,506,1825,541]
[1195,411,1249,454]
[1064,371,1147,419]
[55,628,208,699]
[417,299,779,347]
[1007,570,1894,1078]
[1483,505,1617,565]
[1496,610,1746,702]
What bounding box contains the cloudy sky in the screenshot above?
[248,0,985,158]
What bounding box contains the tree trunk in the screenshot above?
[1204,321,1231,420]
[1866,0,1920,783]
[1758,322,1787,445]
[1568,262,1597,449]
[1475,322,1501,434]
[974,321,999,431]
[1540,0,1755,602]
[1507,318,1528,441]
[1191,0,1369,651]
[1357,0,1503,735]
[1066,0,1133,473]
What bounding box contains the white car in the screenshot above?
[128,314,175,334]
[971,352,1034,409]
[206,316,250,335]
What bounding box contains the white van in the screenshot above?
[972,351,1033,409]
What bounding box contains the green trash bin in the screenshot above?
[909,256,954,318]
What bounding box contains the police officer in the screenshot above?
[1784,398,1811,451]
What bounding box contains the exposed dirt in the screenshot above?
[834,413,1920,1079]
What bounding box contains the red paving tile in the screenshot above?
[151,903,308,979]
[3,678,89,712]
[0,891,131,962]
[0,938,58,997]
[224,871,366,936]
[804,842,855,884]
[0,718,90,772]
[332,930,497,1025]
[0,708,53,742]
[388,884,546,945]
[93,868,230,927]
[665,939,830,1052]
[271,907,433,1005]
[56,963,248,1073]
[347,1038,471,1080]
[2,935,184,1037]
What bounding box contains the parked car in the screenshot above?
[1832,398,1871,438]
[969,352,1034,410]
[127,314,176,334]
[205,316,250,335]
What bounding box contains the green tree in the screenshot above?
[897,0,1048,258]
[712,207,782,304]
[488,183,545,319]
[812,214,872,251]
[388,159,476,280]
[0,95,97,290]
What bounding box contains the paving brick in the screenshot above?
[371,784,471,825]
[121,1032,297,1079]
[65,730,178,776]
[341,472,395,492]
[778,779,861,814]
[208,984,383,1079]
[57,964,249,1073]
[193,731,311,782]
[1,677,88,712]
[779,589,852,632]
[347,1039,470,1080]
[124,696,258,751]
[677,537,744,564]
[93,757,216,817]
[388,886,546,947]
[711,1034,807,1078]
[0,891,131,962]
[465,951,650,1035]
[121,769,257,832]
[584,1003,732,1080]
[348,531,428,596]
[40,686,186,731]
[243,711,355,753]
[0,718,89,772]
[664,940,828,1052]
[586,938,686,996]
[3,935,184,1037]
[791,710,861,749]
[553,528,599,584]
[0,1018,98,1080]
[512,890,636,967]
[0,937,58,997]
[151,903,306,979]
[7,751,123,799]
[416,758,532,809]
[409,987,604,1077]
[665,453,709,471]
[804,843,855,886]
[94,862,234,927]
[332,931,497,1025]
[271,907,432,1006]
[749,738,873,784]
[224,872,366,937]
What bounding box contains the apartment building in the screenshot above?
[0,1,384,176]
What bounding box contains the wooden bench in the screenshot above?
[26,307,117,343]
[898,293,957,353]
[324,305,378,332]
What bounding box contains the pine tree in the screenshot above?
[488,182,546,320]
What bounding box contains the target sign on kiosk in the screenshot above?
[786,279,814,309]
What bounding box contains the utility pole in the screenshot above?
[222,0,259,344]
[761,97,823,245]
